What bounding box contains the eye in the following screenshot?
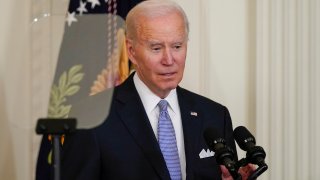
[151,45,162,52]
[174,45,182,49]
[173,43,183,50]
[152,47,161,51]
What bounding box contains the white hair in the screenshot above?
[126,0,189,40]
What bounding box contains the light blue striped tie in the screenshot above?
[158,100,182,180]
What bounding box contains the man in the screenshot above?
[58,0,253,179]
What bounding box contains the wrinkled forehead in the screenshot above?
[135,12,188,40]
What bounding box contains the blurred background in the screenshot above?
[0,0,319,179]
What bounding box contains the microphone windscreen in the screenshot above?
[233,126,256,150]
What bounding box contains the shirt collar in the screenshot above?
[133,73,179,114]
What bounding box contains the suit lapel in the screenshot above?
[177,87,204,179]
[114,74,171,180]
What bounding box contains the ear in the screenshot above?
[126,38,137,65]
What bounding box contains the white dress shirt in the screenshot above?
[133,73,186,180]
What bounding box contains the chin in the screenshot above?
[157,78,180,90]
[164,83,179,91]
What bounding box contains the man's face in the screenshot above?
[127,12,188,98]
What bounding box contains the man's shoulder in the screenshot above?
[177,86,226,110]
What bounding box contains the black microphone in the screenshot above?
[203,127,241,180]
[233,126,267,167]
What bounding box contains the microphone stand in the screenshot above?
[248,163,268,180]
[236,157,268,180]
[215,146,242,180]
[36,118,77,180]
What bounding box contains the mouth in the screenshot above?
[160,72,176,78]
[159,72,176,77]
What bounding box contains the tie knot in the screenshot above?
[158,100,168,112]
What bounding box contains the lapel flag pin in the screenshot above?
[190,111,198,116]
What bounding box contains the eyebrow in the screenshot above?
[145,40,163,45]
[145,39,186,46]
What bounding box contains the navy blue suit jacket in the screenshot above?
[54,73,237,180]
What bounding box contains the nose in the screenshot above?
[161,48,174,65]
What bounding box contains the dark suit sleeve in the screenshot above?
[60,130,101,180]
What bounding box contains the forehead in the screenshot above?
[136,12,187,43]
